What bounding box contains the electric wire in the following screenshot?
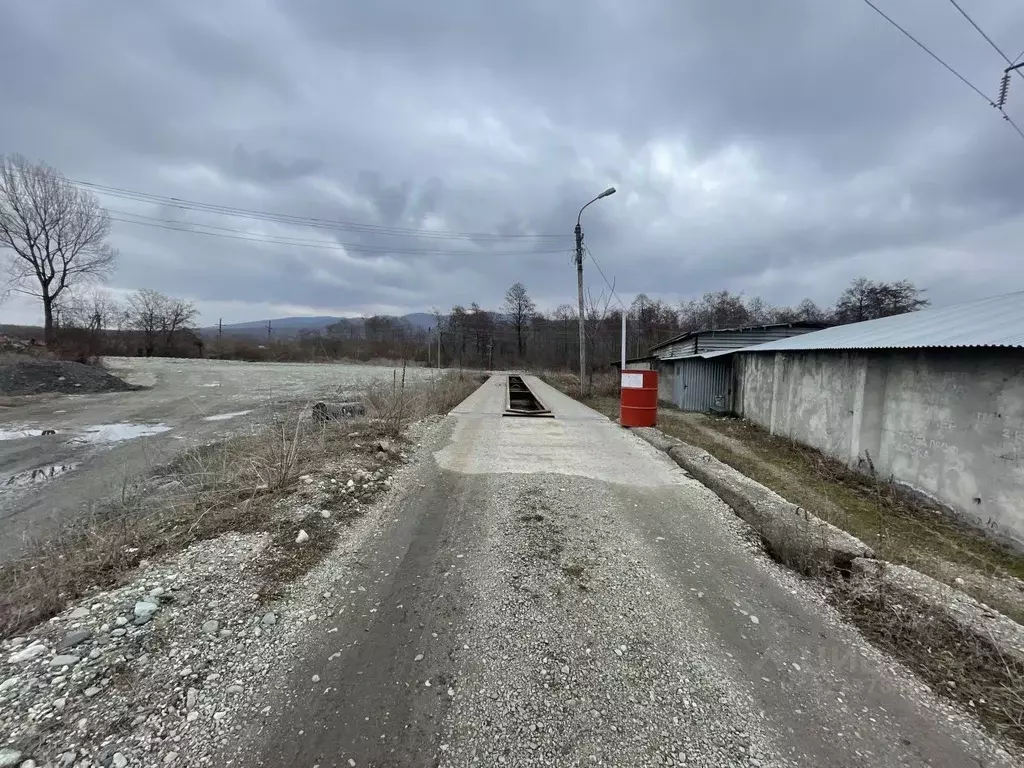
[55,176,570,242]
[107,210,572,257]
[860,0,1024,142]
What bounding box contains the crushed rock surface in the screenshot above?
[0,425,422,767]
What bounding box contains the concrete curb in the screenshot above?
[629,424,1024,668]
[851,558,1024,667]
[631,426,874,575]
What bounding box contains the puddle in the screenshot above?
[73,423,172,444]
[3,463,79,489]
[203,410,252,422]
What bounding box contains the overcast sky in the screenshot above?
[3,0,1024,326]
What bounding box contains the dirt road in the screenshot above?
[234,376,1011,767]
[0,357,436,561]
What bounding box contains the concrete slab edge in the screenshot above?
[631,426,873,574]
[629,425,1024,665]
[851,557,1024,668]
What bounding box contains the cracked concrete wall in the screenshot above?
[737,348,1024,548]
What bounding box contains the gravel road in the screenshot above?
[233,376,1014,768]
[0,357,437,562]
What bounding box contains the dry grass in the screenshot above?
[645,409,1024,621]
[364,368,485,437]
[834,577,1024,750]
[0,371,484,639]
[541,370,619,399]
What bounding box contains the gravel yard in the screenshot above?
[0,357,440,562]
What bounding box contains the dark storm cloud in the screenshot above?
[2,0,1024,327]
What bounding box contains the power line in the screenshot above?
[53,176,570,242]
[107,210,572,257]
[860,0,1024,142]
[946,0,1021,75]
[583,246,626,310]
[859,0,994,105]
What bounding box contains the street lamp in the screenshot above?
[574,186,616,397]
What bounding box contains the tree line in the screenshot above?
[404,276,928,372]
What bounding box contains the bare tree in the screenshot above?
[833,277,928,324]
[502,282,536,359]
[0,155,117,345]
[125,288,198,356]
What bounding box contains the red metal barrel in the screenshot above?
[619,369,658,427]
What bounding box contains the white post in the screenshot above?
[620,310,626,373]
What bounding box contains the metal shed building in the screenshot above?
[732,291,1024,546]
[647,322,827,411]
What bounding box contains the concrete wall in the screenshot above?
[736,349,1024,547]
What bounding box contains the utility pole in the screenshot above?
[437,331,441,370]
[574,187,617,397]
[267,320,272,341]
[574,222,586,397]
[218,318,223,341]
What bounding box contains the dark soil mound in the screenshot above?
[0,361,137,396]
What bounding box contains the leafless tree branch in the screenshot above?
[0,154,117,344]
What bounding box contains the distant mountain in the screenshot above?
[202,312,440,340]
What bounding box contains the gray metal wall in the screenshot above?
[652,325,822,361]
[655,336,697,360]
[694,326,819,353]
[671,358,733,412]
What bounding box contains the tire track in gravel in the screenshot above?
[438,474,781,768]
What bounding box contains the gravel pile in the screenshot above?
[437,474,779,768]
[0,362,136,396]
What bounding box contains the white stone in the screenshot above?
[49,654,81,667]
[8,643,47,663]
[295,529,310,544]
[68,607,90,619]
[112,753,128,768]
[134,601,159,619]
[115,616,128,627]
[201,620,220,634]
[0,677,20,692]
[0,751,20,768]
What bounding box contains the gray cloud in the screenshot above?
[2,0,1024,327]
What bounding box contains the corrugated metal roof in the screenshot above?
[658,348,738,362]
[699,349,738,359]
[649,321,827,353]
[739,291,1024,352]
